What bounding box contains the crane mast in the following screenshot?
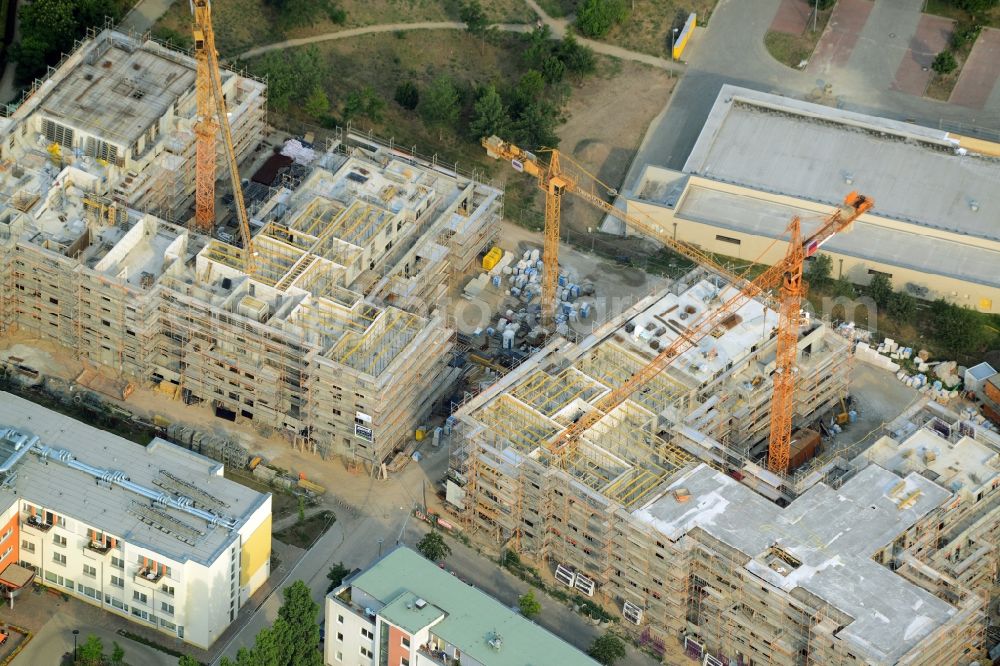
[485,135,874,475]
[191,0,255,272]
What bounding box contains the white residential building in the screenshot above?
[0,392,272,648]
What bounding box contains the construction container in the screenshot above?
[788,428,821,470]
[482,247,503,270]
[415,428,426,441]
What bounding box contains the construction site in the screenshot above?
[0,20,501,471]
[443,138,1000,663]
[0,5,997,666]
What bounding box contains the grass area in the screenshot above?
[247,30,535,177]
[602,0,718,57]
[154,0,534,57]
[764,7,832,68]
[273,510,336,548]
[924,0,1000,28]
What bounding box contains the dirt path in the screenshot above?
[237,18,686,73]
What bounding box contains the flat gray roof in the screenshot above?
[634,464,955,663]
[39,33,195,147]
[684,86,1000,241]
[0,392,268,566]
[677,184,1000,288]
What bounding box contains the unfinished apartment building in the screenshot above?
[448,275,991,664]
[0,30,501,469]
[0,28,265,220]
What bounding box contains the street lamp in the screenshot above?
[377,538,384,558]
[671,28,679,61]
[72,629,80,662]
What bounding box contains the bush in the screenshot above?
[953,0,998,12]
[950,22,982,49]
[394,81,420,110]
[575,0,628,38]
[817,0,836,9]
[932,50,957,74]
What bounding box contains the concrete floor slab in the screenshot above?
[771,0,812,35]
[807,0,874,75]
[890,15,953,95]
[950,28,1000,109]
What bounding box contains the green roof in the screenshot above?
[349,547,600,666]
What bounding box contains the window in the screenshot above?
[53,552,67,565]
[84,137,119,164]
[401,659,409,666]
[401,636,410,648]
[132,591,148,604]
[334,652,342,662]
[361,627,374,640]
[715,234,741,245]
[21,540,34,553]
[360,647,373,658]
[111,575,124,588]
[53,534,67,547]
[111,556,124,569]
[161,602,174,615]
[83,564,97,578]
[336,632,343,642]
[161,584,175,596]
[42,118,74,148]
[0,527,12,543]
[337,614,344,624]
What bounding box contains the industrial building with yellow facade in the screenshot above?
[624,85,1000,314]
[0,28,501,471]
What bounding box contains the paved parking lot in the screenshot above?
[890,14,953,95]
[808,0,874,75]
[951,27,1000,109]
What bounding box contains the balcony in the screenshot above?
[135,568,163,584]
[418,646,453,666]
[23,516,52,533]
[86,540,112,556]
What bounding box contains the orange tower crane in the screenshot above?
[545,192,872,473]
[483,137,571,326]
[192,0,255,272]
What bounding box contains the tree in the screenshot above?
[524,25,554,71]
[219,580,322,666]
[343,87,385,121]
[271,581,323,666]
[575,0,628,38]
[932,50,957,75]
[588,632,627,666]
[304,86,330,118]
[518,590,541,618]
[78,634,104,666]
[867,272,893,309]
[805,253,833,290]
[510,102,560,149]
[110,641,126,666]
[558,33,596,75]
[326,561,351,592]
[460,0,490,52]
[417,530,452,561]
[420,76,461,139]
[930,299,988,355]
[953,0,998,12]
[470,84,508,139]
[887,290,916,323]
[178,656,202,666]
[541,54,567,83]
[394,81,420,110]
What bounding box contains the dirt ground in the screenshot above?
[533,61,676,239]
[824,361,922,461]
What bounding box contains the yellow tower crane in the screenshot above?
[192,0,255,273]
